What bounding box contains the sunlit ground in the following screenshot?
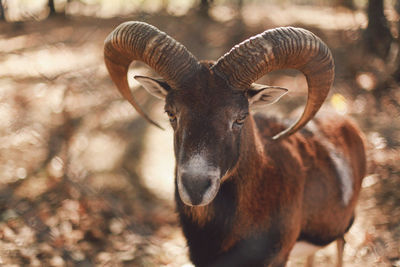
[0,1,399,266]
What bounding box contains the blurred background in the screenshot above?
[0,0,399,266]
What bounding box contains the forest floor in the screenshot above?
[0,3,399,266]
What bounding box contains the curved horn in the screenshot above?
[104,21,200,128]
[212,27,334,140]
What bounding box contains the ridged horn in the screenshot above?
[212,27,334,140]
[104,21,200,129]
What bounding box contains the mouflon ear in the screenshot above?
[247,83,288,108]
[134,75,171,100]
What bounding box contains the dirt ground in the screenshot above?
[0,2,399,266]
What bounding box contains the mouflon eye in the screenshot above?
[234,113,248,126]
[166,110,176,123]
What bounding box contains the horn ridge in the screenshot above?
[104,21,200,128]
[212,26,334,140]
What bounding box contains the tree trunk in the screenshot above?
[199,0,212,17]
[364,0,393,58]
[0,0,5,21]
[237,0,243,9]
[48,0,56,16]
[393,0,400,81]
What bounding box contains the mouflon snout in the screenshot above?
[177,155,221,206]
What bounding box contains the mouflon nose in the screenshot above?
[176,155,221,206]
[181,174,212,205]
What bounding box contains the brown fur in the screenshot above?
[183,111,366,266]
[183,204,215,227]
